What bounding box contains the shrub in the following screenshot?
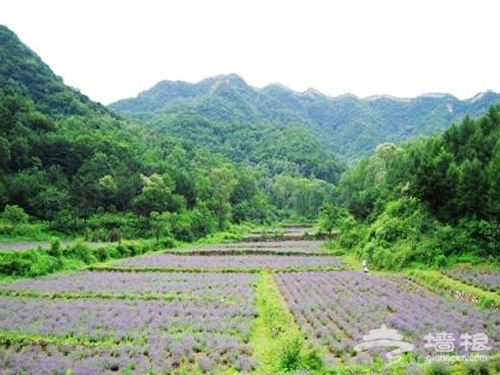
[2,204,29,226]
[491,357,500,373]
[29,253,61,276]
[0,239,160,278]
[10,223,49,240]
[0,252,33,276]
[300,346,323,371]
[277,334,303,371]
[465,361,489,375]
[0,251,62,277]
[426,362,451,375]
[47,237,63,258]
[276,333,323,372]
[93,246,110,262]
[66,241,96,264]
[159,237,177,249]
[50,210,80,233]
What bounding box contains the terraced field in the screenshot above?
[0,234,497,374]
[111,253,346,270]
[443,265,500,293]
[276,271,500,365]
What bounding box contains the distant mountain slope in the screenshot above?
[0,24,160,222]
[111,74,500,162]
[0,26,109,119]
[0,24,342,230]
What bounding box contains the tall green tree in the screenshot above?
[207,165,237,229]
[133,173,173,217]
[2,204,29,226]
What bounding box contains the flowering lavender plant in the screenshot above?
[276,271,499,363]
[444,267,500,292]
[113,254,346,269]
[0,271,259,373]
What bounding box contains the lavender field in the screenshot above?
[222,240,324,253]
[444,267,500,292]
[0,333,254,375]
[0,271,256,300]
[0,296,255,340]
[168,240,326,255]
[112,253,347,269]
[0,236,498,374]
[0,272,257,374]
[0,342,152,375]
[275,271,500,365]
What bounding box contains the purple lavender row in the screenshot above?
[0,337,255,374]
[444,268,500,292]
[0,295,257,372]
[0,342,149,375]
[192,240,325,253]
[275,271,500,365]
[0,296,256,342]
[0,271,256,301]
[113,254,346,268]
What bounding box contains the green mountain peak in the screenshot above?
[111,75,500,162]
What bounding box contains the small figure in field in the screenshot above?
[362,260,368,273]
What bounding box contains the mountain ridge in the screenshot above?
[110,74,500,162]
[121,73,495,103]
[0,24,343,231]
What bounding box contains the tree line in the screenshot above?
[321,106,500,267]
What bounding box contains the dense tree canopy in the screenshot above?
[334,106,500,267]
[111,74,500,163]
[0,25,340,242]
[4,22,500,264]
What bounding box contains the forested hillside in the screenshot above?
[324,106,500,267]
[2,22,499,267]
[111,74,500,162]
[0,25,340,242]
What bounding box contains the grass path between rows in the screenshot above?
[250,271,323,374]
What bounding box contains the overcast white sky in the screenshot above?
[1,0,499,104]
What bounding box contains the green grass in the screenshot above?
[0,288,238,303]
[0,222,63,242]
[0,329,124,347]
[442,263,500,294]
[250,271,323,374]
[406,269,500,309]
[0,239,168,280]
